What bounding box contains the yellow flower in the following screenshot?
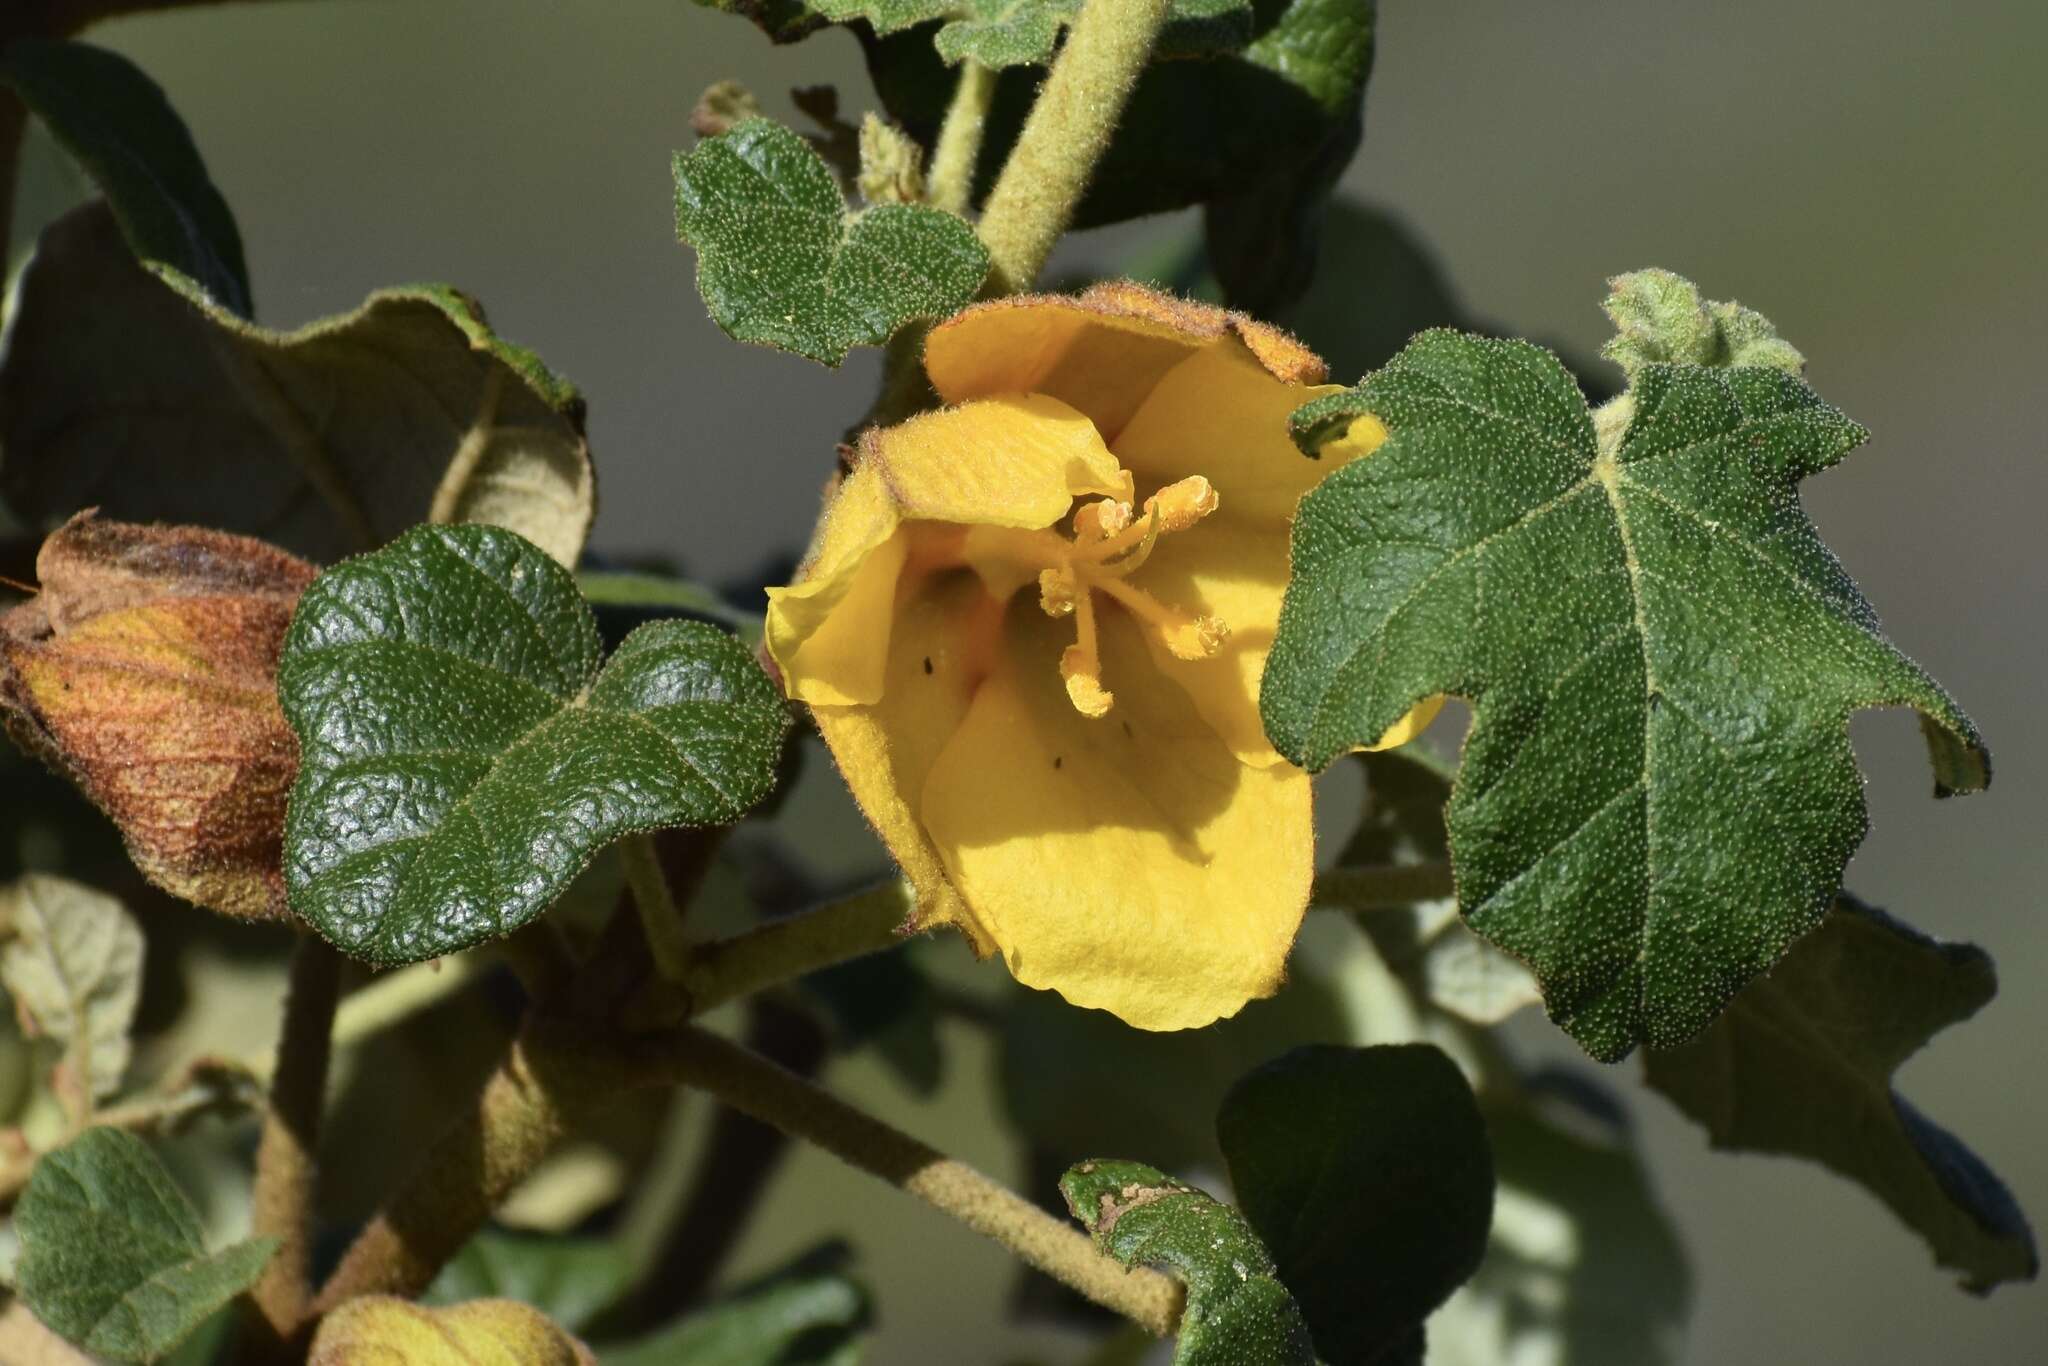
[765,284,1435,1029]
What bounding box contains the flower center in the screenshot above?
[1027,475,1229,718]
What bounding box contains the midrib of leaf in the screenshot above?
[1592,449,1660,992]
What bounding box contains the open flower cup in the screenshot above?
[766,284,1436,1029]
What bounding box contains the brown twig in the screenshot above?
[245,938,342,1350]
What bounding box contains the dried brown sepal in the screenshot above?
[0,512,316,921]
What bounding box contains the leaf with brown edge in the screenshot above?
[308,1296,596,1366]
[0,513,314,921]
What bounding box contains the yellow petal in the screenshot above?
[811,568,999,946]
[925,282,1326,443]
[765,465,906,707]
[865,393,1128,527]
[919,602,1312,1030]
[1113,338,1345,527]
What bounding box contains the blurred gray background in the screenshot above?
[72,1,2048,1361]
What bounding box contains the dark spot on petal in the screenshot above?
[1121,720,1133,738]
[923,656,934,675]
[1053,755,1063,769]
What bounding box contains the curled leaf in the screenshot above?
[0,514,315,920]
[0,203,594,567]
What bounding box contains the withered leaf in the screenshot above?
[0,513,313,921]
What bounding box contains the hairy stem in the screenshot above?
[246,939,343,1346]
[307,1022,627,1313]
[633,878,914,1027]
[1312,861,1456,909]
[976,0,1173,293]
[928,59,996,217]
[636,1025,1186,1337]
[621,833,691,981]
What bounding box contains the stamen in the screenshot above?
[1037,566,1077,617]
[1073,498,1133,545]
[1146,475,1219,533]
[1060,591,1113,717]
[1097,578,1230,660]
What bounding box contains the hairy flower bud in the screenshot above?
[0,512,316,920]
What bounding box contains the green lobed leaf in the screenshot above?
[425,1229,632,1334]
[1644,894,2036,1291]
[0,873,143,1101]
[1060,1159,1315,1366]
[1218,1044,1494,1364]
[0,40,250,316]
[593,1245,869,1365]
[279,524,790,966]
[672,118,987,366]
[0,202,595,567]
[1264,327,1988,1060]
[14,1127,277,1363]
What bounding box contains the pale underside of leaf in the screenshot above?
[0,874,142,1101]
[0,202,593,567]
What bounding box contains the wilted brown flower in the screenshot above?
[0,512,316,920]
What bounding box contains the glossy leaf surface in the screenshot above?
[280,525,789,965]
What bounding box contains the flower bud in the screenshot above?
[0,513,316,920]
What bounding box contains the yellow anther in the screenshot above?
[1037,566,1077,617]
[1061,646,1114,717]
[1060,592,1114,717]
[1074,497,1133,544]
[1097,579,1231,661]
[1144,476,1218,533]
[1165,615,1231,661]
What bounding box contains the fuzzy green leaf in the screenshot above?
[0,203,594,567]
[1219,1044,1493,1364]
[672,118,987,366]
[0,40,250,315]
[14,1127,276,1363]
[1645,895,2036,1291]
[1060,1160,1315,1366]
[0,874,143,1101]
[279,524,790,966]
[1264,329,1987,1060]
